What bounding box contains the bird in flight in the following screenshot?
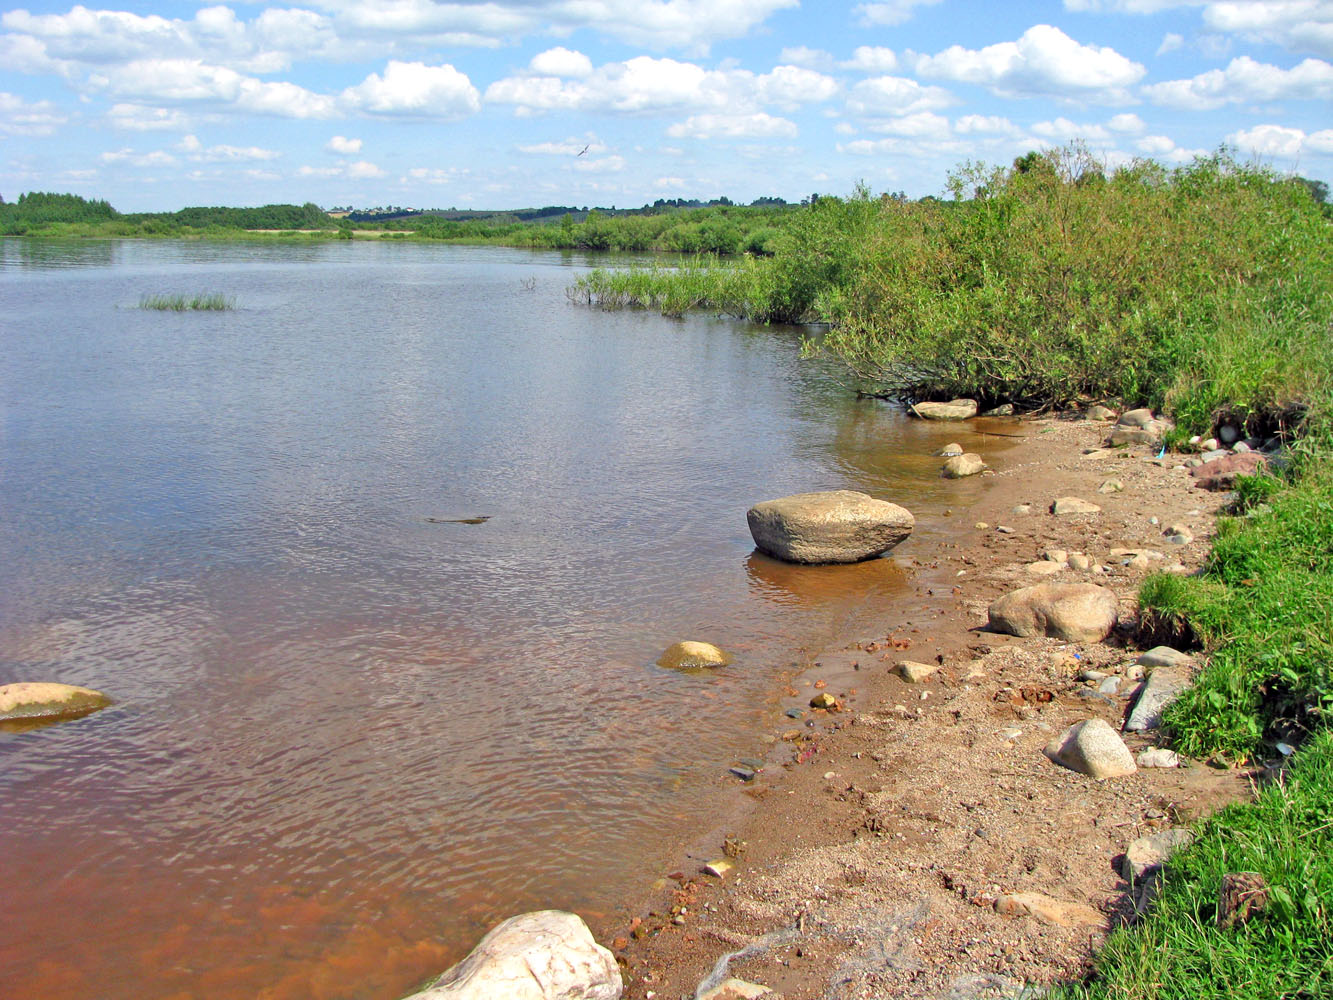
[577,144,590,156]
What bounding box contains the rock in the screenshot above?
[1135,646,1194,668]
[898,660,939,683]
[1079,669,1110,682]
[1097,676,1120,695]
[1232,441,1252,454]
[983,403,1015,416]
[657,641,731,670]
[1122,829,1195,882]
[0,682,111,722]
[404,910,621,1000]
[1218,424,1241,445]
[1125,668,1193,732]
[1086,404,1117,421]
[1012,504,1032,515]
[1200,437,1220,451]
[746,491,914,564]
[1126,663,1146,682]
[809,692,838,710]
[1110,424,1167,446]
[1051,497,1101,515]
[1164,523,1193,545]
[1097,478,1124,494]
[1127,554,1152,571]
[912,399,978,420]
[942,453,987,478]
[1043,548,1068,564]
[1118,407,1157,429]
[988,583,1119,642]
[703,858,734,878]
[728,766,756,782]
[1068,553,1093,572]
[1024,561,1064,577]
[995,892,1107,928]
[1137,748,1181,768]
[697,980,771,1000]
[1044,719,1137,778]
[936,442,965,457]
[1201,449,1230,463]
[1184,457,1204,468]
[1191,452,1268,491]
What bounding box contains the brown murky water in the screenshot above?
[0,240,1010,1000]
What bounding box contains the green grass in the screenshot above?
[138,292,235,311]
[1059,727,1333,1000]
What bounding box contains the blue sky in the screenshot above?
[1,0,1329,211]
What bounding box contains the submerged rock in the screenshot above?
[988,583,1118,642]
[935,442,965,457]
[658,641,731,670]
[912,399,978,421]
[1044,719,1137,779]
[941,453,987,478]
[746,490,914,564]
[0,682,110,722]
[404,910,621,1000]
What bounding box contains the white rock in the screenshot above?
[1044,719,1137,779]
[405,911,621,1000]
[1137,748,1181,768]
[1097,479,1124,494]
[1043,548,1068,564]
[1068,553,1093,572]
[747,491,914,564]
[1051,497,1101,515]
[1135,647,1194,669]
[1118,408,1156,429]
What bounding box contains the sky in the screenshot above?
[0,0,1330,212]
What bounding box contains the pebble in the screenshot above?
[1201,437,1220,451]
[1097,478,1124,494]
[1137,748,1181,768]
[729,765,757,782]
[785,708,804,719]
[996,524,1015,533]
[1135,646,1194,668]
[1012,504,1032,515]
[703,859,734,878]
[999,727,1023,740]
[1068,553,1092,571]
[1218,424,1240,445]
[975,522,989,529]
[898,660,939,683]
[809,692,838,710]
[1232,441,1252,454]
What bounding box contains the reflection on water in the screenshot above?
[0,240,1017,1000]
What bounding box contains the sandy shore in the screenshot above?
[599,412,1255,1000]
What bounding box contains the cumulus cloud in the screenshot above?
[911,24,1146,102]
[1107,112,1146,132]
[1144,55,1333,108]
[780,46,832,69]
[177,134,280,161]
[106,102,188,130]
[1204,1,1333,59]
[855,0,943,26]
[1031,117,1112,141]
[100,146,177,166]
[87,58,338,117]
[340,61,480,117]
[841,46,899,73]
[517,137,607,155]
[666,111,798,138]
[529,46,593,78]
[326,135,362,154]
[572,154,626,172]
[847,75,956,116]
[1228,123,1333,157]
[868,111,951,139]
[954,114,1019,135]
[0,91,67,134]
[1157,32,1185,55]
[298,159,385,178]
[486,55,834,118]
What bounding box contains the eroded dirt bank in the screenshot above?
[601,413,1255,1000]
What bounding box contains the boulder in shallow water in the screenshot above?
[405,910,621,1000]
[657,641,731,670]
[988,583,1118,642]
[0,682,110,722]
[941,453,987,479]
[746,490,914,564]
[912,399,978,420]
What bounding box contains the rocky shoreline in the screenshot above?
[413,409,1268,1000]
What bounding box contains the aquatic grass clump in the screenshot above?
[138,292,235,311]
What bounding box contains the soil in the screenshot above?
[598,413,1259,1000]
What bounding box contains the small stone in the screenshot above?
[809,692,838,710]
[1148,516,1160,525]
[999,727,1022,740]
[1126,663,1146,682]
[658,641,731,670]
[1191,452,1268,491]
[784,707,804,719]
[1097,478,1124,494]
[697,979,771,1000]
[1200,437,1220,451]
[936,442,965,457]
[1051,497,1101,515]
[1044,718,1137,778]
[1127,553,1152,571]
[898,660,939,683]
[703,859,734,878]
[1024,560,1063,577]
[1201,449,1229,462]
[942,453,987,478]
[1086,404,1116,421]
[1126,668,1193,732]
[996,525,1015,534]
[1078,669,1110,682]
[1097,676,1120,695]
[728,766,757,782]
[1164,523,1194,545]
[975,522,989,530]
[1012,504,1032,515]
[1232,441,1252,454]
[1185,457,1204,468]
[995,892,1107,928]
[1043,548,1068,564]
[1123,829,1195,882]
[1137,748,1181,768]
[1068,553,1092,571]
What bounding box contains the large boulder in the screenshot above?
[0,682,110,722]
[405,910,622,1000]
[746,491,914,564]
[657,641,731,670]
[1044,719,1137,779]
[987,583,1119,642]
[911,399,978,421]
[1191,452,1267,491]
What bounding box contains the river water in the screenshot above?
[0,239,994,1000]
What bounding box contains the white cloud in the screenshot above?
[178,135,280,161]
[341,61,480,118]
[1108,112,1146,132]
[529,47,593,78]
[1031,117,1112,141]
[666,111,798,138]
[868,111,951,139]
[834,121,858,135]
[106,102,188,131]
[517,137,608,155]
[99,146,177,167]
[954,114,1019,135]
[1204,1,1333,58]
[1157,32,1185,55]
[0,91,67,135]
[487,55,833,118]
[326,135,362,154]
[855,0,943,26]
[780,46,832,69]
[911,24,1146,102]
[654,176,688,189]
[847,75,956,116]
[572,154,626,172]
[1229,123,1333,157]
[841,46,899,73]
[89,58,337,118]
[298,159,385,178]
[1135,134,1177,154]
[1144,55,1333,109]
